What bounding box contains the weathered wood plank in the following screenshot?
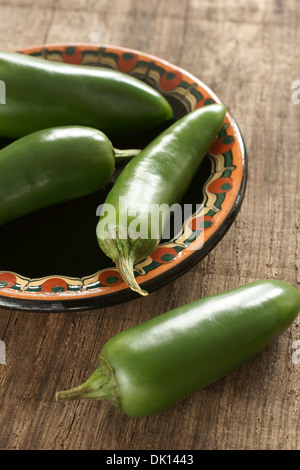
[0,0,299,450]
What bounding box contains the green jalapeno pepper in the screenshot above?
[56,280,300,417]
[0,125,140,226]
[0,52,173,139]
[96,103,227,295]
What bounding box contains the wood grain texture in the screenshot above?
[0,0,299,450]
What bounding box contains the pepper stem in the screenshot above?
[114,250,148,297]
[98,228,149,296]
[114,148,141,162]
[56,356,121,411]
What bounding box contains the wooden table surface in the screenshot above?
[0,0,299,451]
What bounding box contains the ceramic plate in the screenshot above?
[0,44,247,312]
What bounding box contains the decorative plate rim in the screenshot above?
[0,43,247,312]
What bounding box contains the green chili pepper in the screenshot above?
[96,103,227,296]
[0,52,173,139]
[56,280,300,417]
[0,125,140,226]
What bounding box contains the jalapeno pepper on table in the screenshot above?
[96,103,227,296]
[0,52,173,139]
[0,126,140,226]
[56,280,300,417]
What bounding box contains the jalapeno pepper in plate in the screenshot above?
[56,280,300,417]
[0,126,140,226]
[96,103,227,296]
[0,52,173,139]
